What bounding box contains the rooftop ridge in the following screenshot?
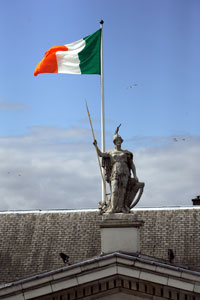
[0,206,198,214]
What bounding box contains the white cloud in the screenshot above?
[0,99,27,111]
[0,127,100,210]
[0,127,199,210]
[135,137,200,207]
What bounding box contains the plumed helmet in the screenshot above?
[113,124,123,144]
[113,134,123,144]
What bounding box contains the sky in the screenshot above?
[0,0,200,210]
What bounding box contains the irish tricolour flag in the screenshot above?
[34,29,101,76]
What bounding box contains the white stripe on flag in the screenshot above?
[56,39,86,74]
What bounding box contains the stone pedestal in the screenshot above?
[100,213,144,254]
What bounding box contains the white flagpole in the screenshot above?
[100,20,106,203]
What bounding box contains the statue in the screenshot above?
[93,125,144,214]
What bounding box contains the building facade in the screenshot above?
[1,206,200,299]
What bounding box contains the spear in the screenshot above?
[85,101,108,203]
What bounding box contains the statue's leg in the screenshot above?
[118,176,129,213]
[108,179,119,213]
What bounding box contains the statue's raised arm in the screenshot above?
[93,140,109,158]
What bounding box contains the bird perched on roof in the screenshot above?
[168,249,175,263]
[59,252,70,264]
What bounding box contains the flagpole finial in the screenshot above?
[100,20,104,25]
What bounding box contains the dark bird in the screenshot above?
[173,137,186,142]
[168,249,175,263]
[127,84,138,89]
[59,252,70,264]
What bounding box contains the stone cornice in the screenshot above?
[1,252,200,299]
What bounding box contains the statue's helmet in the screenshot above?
[113,134,123,144]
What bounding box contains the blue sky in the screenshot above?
[0,0,200,210]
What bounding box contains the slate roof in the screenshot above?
[0,210,101,284]
[1,207,200,284]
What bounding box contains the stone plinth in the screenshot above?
[100,213,144,254]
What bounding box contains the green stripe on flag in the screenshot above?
[79,29,101,74]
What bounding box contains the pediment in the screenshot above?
[1,253,200,300]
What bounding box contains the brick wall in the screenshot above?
[0,207,199,284]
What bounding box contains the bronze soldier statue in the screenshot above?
[93,125,144,214]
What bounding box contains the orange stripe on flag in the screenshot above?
[34,45,68,76]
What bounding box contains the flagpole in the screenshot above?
[100,20,106,203]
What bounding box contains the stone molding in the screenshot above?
[1,253,200,300]
[100,213,144,228]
